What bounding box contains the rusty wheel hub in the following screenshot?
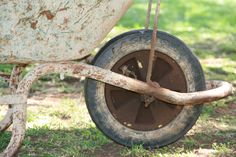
[105,50,187,131]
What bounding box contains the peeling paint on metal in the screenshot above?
[0,0,133,64]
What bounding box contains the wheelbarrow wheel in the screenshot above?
[85,30,206,148]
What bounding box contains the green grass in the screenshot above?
[1,0,236,156]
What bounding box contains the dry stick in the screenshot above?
[146,0,161,83]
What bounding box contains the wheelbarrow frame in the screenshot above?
[0,0,234,156]
[0,61,233,156]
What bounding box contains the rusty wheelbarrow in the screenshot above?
[0,0,233,156]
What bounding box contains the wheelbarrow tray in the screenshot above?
[0,0,132,64]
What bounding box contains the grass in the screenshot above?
[1,0,236,156]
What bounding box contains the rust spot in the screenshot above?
[79,48,85,54]
[77,4,83,8]
[48,54,57,58]
[73,66,85,74]
[75,37,82,41]
[63,18,69,25]
[93,74,104,80]
[40,10,54,20]
[30,20,38,30]
[26,3,32,12]
[81,25,85,30]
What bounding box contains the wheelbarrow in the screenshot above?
[0,0,233,156]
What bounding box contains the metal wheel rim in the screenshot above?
[105,50,187,131]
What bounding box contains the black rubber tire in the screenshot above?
[84,30,206,148]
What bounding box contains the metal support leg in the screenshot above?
[0,109,12,132]
[0,103,27,157]
[0,65,27,156]
[0,65,26,132]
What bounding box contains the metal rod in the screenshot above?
[0,65,26,132]
[145,0,153,29]
[0,65,27,157]
[14,62,233,106]
[0,95,27,105]
[74,63,233,105]
[146,0,161,83]
[0,72,10,82]
[9,65,26,92]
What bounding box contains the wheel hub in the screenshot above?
[105,50,187,131]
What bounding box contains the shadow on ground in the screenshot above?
[0,125,235,156]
